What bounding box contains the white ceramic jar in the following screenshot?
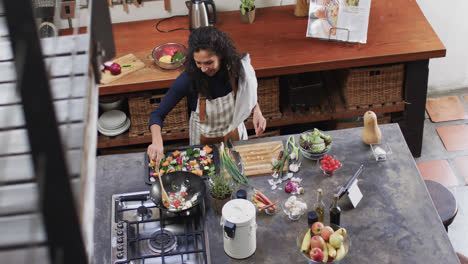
[221,199,257,259]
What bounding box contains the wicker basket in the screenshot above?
[338,64,405,107]
[257,77,280,114]
[128,93,189,138]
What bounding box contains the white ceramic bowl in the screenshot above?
[99,98,124,112]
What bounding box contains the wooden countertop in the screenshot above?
[99,2,445,95]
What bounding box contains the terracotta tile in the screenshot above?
[454,156,468,185]
[436,125,468,152]
[417,160,459,187]
[426,96,468,122]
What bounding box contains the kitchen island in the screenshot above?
[97,1,445,157]
[94,124,459,263]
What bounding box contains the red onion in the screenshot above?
[285,181,298,193]
[109,63,121,75]
[103,61,114,69]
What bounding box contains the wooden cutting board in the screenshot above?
[100,54,145,85]
[235,140,288,177]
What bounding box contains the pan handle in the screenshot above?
[119,194,148,202]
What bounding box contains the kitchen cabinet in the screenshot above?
[98,3,445,157]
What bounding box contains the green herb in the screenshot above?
[186,148,194,156]
[210,173,234,199]
[172,52,184,62]
[240,0,255,15]
[272,142,289,179]
[221,143,252,188]
[288,135,300,161]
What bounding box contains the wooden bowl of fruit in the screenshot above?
[297,223,350,263]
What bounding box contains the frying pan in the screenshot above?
[150,171,206,213]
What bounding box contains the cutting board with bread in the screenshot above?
[100,53,145,85]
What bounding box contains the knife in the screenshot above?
[227,139,244,174]
[337,164,364,199]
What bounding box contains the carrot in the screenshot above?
[203,145,213,154]
[189,160,197,166]
[206,157,212,164]
[167,156,173,162]
[173,150,180,158]
[161,160,169,167]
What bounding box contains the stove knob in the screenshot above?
[117,230,123,236]
[117,222,124,229]
[117,237,123,243]
[117,252,124,259]
[117,245,124,251]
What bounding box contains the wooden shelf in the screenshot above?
[97,84,405,149]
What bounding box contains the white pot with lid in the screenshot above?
[220,199,257,259]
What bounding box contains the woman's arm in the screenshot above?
[147,124,164,171]
[147,72,191,164]
[252,103,266,136]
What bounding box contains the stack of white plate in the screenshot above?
[97,110,131,136]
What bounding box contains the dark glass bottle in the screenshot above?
[330,194,341,226]
[314,188,325,223]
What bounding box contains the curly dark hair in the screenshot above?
[184,27,244,98]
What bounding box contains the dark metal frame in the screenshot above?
[3,0,88,263]
[3,0,115,262]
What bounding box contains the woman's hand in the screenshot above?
[147,143,164,170]
[148,124,164,171]
[252,104,266,136]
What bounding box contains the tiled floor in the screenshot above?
[415,87,468,258]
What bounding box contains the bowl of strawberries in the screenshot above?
[319,155,342,176]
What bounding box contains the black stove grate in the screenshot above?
[114,195,208,264]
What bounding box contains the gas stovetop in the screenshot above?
[111,191,210,264]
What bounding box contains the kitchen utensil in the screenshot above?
[164,0,170,10]
[337,164,364,198]
[223,141,287,177]
[156,171,170,208]
[221,199,256,259]
[297,224,350,263]
[100,53,145,85]
[151,43,186,70]
[185,0,217,31]
[149,171,206,213]
[227,139,244,174]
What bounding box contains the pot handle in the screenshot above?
[223,221,236,239]
[204,0,217,24]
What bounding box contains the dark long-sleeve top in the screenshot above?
[148,69,233,130]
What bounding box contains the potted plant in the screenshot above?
[240,0,255,24]
[209,173,234,215]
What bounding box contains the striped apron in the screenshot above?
[189,90,248,145]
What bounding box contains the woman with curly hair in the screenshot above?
[147,27,266,164]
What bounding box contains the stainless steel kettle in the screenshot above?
[185,0,217,31]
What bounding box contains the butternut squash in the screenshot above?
[361,111,381,144]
